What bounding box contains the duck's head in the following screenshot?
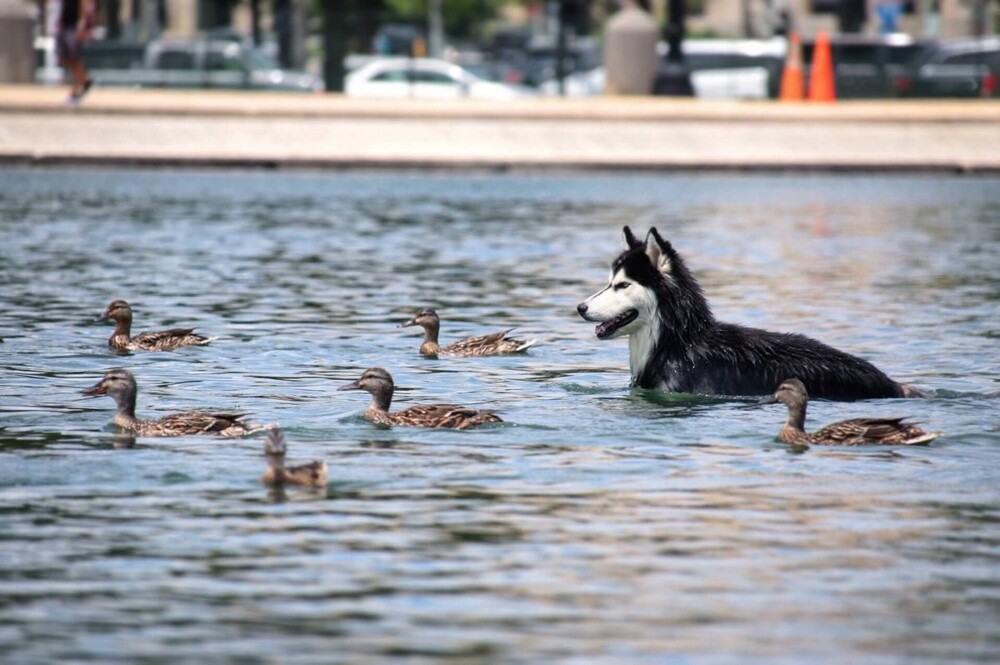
[338,367,394,396]
[399,308,440,330]
[82,368,137,404]
[264,427,287,458]
[102,300,133,323]
[762,378,809,408]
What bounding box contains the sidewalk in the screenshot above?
[1,85,998,172]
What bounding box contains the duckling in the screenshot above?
[82,368,267,437]
[400,308,536,357]
[764,378,938,446]
[260,428,328,488]
[338,367,502,430]
[102,300,215,352]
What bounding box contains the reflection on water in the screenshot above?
[0,169,998,663]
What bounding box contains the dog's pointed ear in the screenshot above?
[622,226,641,248]
[644,227,672,274]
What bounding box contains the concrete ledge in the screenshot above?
[2,85,998,173]
[3,85,999,123]
[1,153,994,175]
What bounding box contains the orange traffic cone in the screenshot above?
[779,32,804,101]
[808,30,836,102]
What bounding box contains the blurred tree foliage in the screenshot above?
[384,0,509,41]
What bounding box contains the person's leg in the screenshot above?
[79,57,93,97]
[58,29,92,100]
[57,29,78,97]
[67,57,86,93]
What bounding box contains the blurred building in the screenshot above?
[32,1,998,44]
[680,0,996,39]
[94,0,251,40]
[40,1,999,43]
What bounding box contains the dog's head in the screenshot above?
[577,226,709,340]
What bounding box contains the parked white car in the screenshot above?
[540,65,771,99]
[345,57,530,100]
[539,38,785,99]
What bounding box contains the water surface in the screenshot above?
[1,169,998,663]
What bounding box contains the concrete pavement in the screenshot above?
[1,85,998,172]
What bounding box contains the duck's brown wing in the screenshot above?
[132,328,196,344]
[132,328,214,351]
[155,411,251,436]
[813,417,932,445]
[391,404,502,429]
[283,461,329,487]
[446,330,511,351]
[444,330,535,356]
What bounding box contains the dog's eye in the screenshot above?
[613,282,630,291]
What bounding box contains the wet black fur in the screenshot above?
[612,226,909,401]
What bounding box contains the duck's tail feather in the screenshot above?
[902,431,940,445]
[512,338,538,352]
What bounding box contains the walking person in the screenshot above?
[56,0,95,104]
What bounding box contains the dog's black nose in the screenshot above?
[576,303,588,317]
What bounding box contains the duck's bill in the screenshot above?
[757,395,778,405]
[81,382,106,396]
[398,317,417,328]
[337,380,361,391]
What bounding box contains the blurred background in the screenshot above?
[0,0,997,99]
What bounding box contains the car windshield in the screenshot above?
[941,51,1000,68]
[913,39,1000,68]
[411,70,456,84]
[367,61,478,85]
[205,47,243,71]
[887,45,930,65]
[372,70,410,82]
[158,49,195,70]
[248,49,279,70]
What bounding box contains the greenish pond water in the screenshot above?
[0,168,998,663]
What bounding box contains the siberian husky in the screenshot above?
[577,226,918,400]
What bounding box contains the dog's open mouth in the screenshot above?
[595,309,638,339]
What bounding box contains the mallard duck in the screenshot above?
[102,300,215,352]
[337,367,503,430]
[260,428,328,488]
[399,308,536,357]
[82,368,267,437]
[763,378,939,446]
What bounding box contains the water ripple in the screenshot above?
[1,169,998,663]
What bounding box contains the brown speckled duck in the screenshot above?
[102,300,215,352]
[763,378,939,446]
[82,368,267,437]
[338,367,503,430]
[400,308,536,357]
[260,428,328,488]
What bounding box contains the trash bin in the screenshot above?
[0,0,35,84]
[604,3,658,95]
